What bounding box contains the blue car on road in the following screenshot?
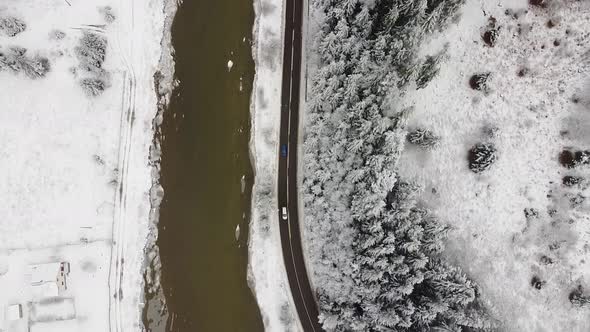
[281,144,288,157]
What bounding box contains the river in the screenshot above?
[144,0,264,331]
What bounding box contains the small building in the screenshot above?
[31,282,59,298]
[6,304,23,321]
[29,262,70,295]
[29,297,76,323]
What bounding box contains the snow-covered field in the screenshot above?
[398,0,590,330]
[248,0,302,330]
[0,0,174,331]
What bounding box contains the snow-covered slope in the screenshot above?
[398,0,590,330]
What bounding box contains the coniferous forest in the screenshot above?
[302,0,495,330]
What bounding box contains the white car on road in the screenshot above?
[281,207,288,221]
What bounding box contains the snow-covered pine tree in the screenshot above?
[416,56,439,89]
[468,143,497,173]
[407,129,440,148]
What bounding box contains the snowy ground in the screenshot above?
[397,0,590,331]
[248,0,302,330]
[0,0,174,331]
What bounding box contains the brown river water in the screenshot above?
[143,0,264,331]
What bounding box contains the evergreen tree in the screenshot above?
[468,143,497,173]
[407,129,440,149]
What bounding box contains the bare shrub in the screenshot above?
[0,16,26,37]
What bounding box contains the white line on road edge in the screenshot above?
[288,223,318,332]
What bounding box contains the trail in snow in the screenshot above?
[108,1,136,331]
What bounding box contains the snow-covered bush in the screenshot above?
[75,32,107,73]
[407,128,440,149]
[529,0,550,9]
[560,150,590,168]
[22,55,51,79]
[562,175,584,187]
[49,29,66,40]
[0,48,16,70]
[531,276,545,290]
[93,154,105,165]
[560,150,576,168]
[567,192,585,208]
[575,150,590,166]
[253,175,273,238]
[75,32,110,97]
[99,6,116,23]
[517,67,529,77]
[482,29,498,47]
[540,255,553,265]
[482,125,500,139]
[524,207,539,220]
[569,285,590,307]
[482,17,499,47]
[80,77,107,97]
[468,143,497,173]
[469,73,491,92]
[0,47,51,79]
[0,16,26,37]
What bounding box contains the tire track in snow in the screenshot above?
[108,1,136,332]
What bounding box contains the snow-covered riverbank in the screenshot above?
[248,0,302,331]
[0,0,176,331]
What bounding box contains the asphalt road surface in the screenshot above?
[277,0,323,331]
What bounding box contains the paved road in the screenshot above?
[277,0,323,331]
